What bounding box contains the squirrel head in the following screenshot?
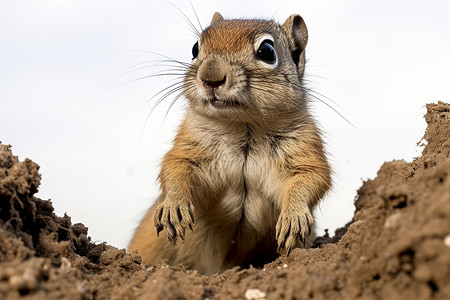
[184,12,309,125]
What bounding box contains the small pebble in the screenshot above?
[60,257,71,273]
[444,235,450,247]
[384,213,401,228]
[76,280,88,293]
[9,272,37,292]
[245,288,266,300]
[283,264,288,268]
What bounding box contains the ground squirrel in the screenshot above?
[128,12,331,275]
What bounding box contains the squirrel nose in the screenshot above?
[202,77,226,88]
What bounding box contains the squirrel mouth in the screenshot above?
[208,97,241,109]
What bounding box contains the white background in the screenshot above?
[1,0,449,249]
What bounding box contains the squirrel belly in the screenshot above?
[128,12,331,275]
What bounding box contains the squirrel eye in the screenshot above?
[192,41,199,59]
[256,40,276,64]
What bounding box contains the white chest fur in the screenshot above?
[197,125,286,235]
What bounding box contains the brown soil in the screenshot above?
[1,102,450,300]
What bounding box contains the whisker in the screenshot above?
[140,82,189,139]
[247,76,357,130]
[178,23,202,40]
[164,88,188,119]
[168,1,201,37]
[114,50,193,68]
[113,60,161,78]
[271,2,284,19]
[150,83,187,113]
[108,73,187,89]
[113,64,189,80]
[304,90,358,130]
[304,73,329,81]
[189,0,203,32]
[304,88,352,116]
[143,79,186,107]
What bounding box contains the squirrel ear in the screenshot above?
[282,14,308,75]
[211,12,224,25]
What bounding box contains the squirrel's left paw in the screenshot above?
[154,198,195,245]
[275,205,312,255]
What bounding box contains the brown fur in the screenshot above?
[128,12,331,275]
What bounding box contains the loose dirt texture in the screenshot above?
[1,102,449,300]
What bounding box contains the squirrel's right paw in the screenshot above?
[153,199,195,245]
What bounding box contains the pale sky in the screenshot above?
[1,0,449,249]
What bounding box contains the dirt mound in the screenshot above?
[1,102,449,300]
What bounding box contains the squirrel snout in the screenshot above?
[202,77,226,88]
[198,57,228,91]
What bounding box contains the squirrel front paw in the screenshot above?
[275,205,313,255]
[153,199,195,245]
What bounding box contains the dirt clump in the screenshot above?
[1,101,449,300]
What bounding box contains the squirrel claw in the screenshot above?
[276,206,313,255]
[153,199,195,244]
